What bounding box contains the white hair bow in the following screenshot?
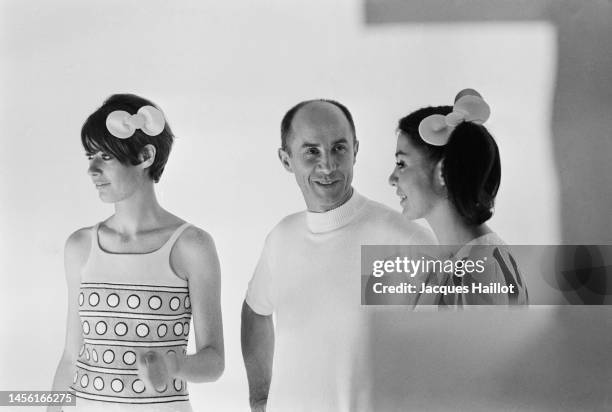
[105,105,166,139]
[418,89,490,146]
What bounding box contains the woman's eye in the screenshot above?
[395,161,405,169]
[85,152,112,161]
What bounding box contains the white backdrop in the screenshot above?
[1,1,560,410]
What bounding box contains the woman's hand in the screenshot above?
[137,350,182,391]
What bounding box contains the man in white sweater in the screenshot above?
[241,99,432,412]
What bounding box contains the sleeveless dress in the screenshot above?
[441,232,529,306]
[70,223,194,412]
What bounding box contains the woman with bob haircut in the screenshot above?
[388,89,528,306]
[49,94,224,411]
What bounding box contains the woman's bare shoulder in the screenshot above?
[65,226,94,265]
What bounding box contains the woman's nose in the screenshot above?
[87,159,102,176]
[388,169,397,186]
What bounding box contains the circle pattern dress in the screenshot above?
[70,223,194,411]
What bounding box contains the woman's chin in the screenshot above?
[401,207,427,222]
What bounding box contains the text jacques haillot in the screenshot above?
[369,256,516,296]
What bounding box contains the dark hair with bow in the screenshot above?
[397,106,501,225]
[81,94,174,183]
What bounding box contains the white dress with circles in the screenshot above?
[70,223,194,412]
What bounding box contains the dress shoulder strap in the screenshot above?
[164,222,193,250]
[80,223,102,275]
[89,223,101,254]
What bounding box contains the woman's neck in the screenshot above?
[426,200,491,251]
[109,183,168,234]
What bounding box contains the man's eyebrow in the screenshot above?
[300,142,321,149]
[299,137,350,149]
[300,137,349,147]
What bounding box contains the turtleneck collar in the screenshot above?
[306,189,366,234]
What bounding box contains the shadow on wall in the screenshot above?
[365,0,612,245]
[364,1,612,410]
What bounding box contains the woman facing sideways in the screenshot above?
[389,89,528,307]
[50,94,224,411]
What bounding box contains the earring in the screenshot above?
[438,166,445,187]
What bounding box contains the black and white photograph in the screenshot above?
[1,1,611,411]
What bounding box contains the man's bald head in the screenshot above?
[280,99,356,154]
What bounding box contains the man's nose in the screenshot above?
[317,152,336,173]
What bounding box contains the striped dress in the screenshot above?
[70,223,193,412]
[441,232,529,307]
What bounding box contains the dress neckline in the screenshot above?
[94,222,191,256]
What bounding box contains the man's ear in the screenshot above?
[139,144,156,169]
[278,148,293,172]
[353,139,359,164]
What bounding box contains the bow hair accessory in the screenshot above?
[418,89,490,146]
[105,105,166,139]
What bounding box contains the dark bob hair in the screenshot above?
[397,106,501,225]
[280,99,356,153]
[81,93,174,183]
